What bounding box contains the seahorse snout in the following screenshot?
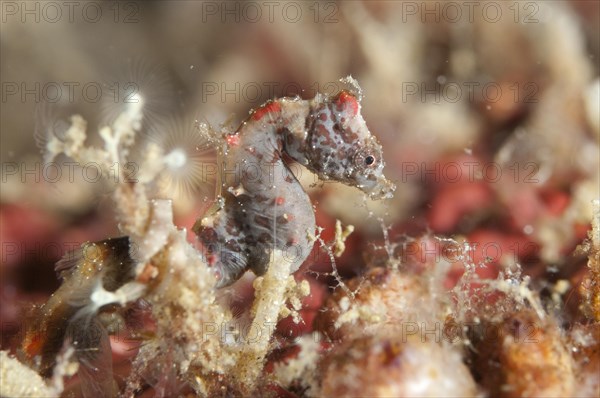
[367,176,396,200]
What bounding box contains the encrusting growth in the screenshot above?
[581,199,600,321]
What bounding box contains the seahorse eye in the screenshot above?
[353,150,378,170]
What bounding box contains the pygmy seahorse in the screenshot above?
[195,85,396,287]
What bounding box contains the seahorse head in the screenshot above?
[306,90,396,200]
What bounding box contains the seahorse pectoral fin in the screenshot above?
[192,197,225,235]
[193,215,211,235]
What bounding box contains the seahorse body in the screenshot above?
[196,90,395,287]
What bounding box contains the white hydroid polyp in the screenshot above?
[100,57,176,130]
[164,148,187,170]
[145,117,217,201]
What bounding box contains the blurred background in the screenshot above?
[1,0,599,390]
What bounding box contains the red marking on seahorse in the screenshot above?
[275,196,285,205]
[335,91,359,116]
[252,101,282,121]
[226,134,241,147]
[207,253,217,266]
